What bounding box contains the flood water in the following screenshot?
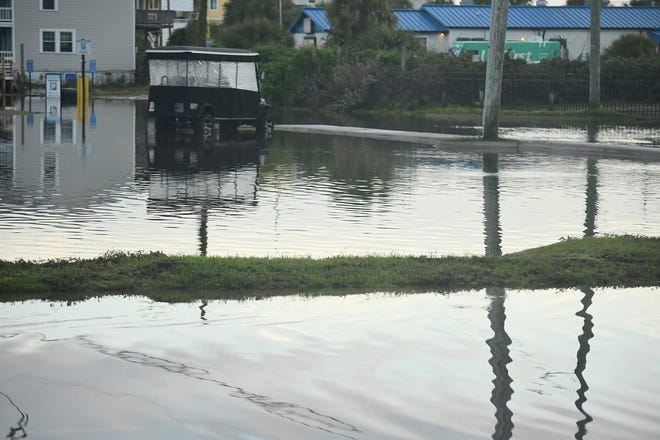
[1,99,660,439]
[1,288,659,439]
[1,99,659,260]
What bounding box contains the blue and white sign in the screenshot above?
[26,59,33,73]
[89,60,96,73]
[76,39,92,55]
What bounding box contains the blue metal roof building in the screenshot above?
[392,9,447,33]
[420,5,660,30]
[289,8,446,34]
[288,6,660,59]
[288,7,332,34]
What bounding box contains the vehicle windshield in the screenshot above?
[149,59,259,91]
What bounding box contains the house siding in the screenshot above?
[15,0,135,83]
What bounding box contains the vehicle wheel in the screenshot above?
[256,108,274,145]
[194,111,215,146]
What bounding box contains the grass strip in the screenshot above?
[1,235,658,303]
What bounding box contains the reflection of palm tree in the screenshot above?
[486,287,514,440]
[574,288,595,439]
[583,159,598,238]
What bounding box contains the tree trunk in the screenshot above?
[589,0,601,109]
[482,0,509,140]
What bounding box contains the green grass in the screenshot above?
[1,235,658,303]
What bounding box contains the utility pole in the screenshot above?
[589,0,601,109]
[482,0,509,140]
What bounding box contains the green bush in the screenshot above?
[604,34,658,59]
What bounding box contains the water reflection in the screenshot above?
[575,288,595,439]
[79,336,361,439]
[482,154,513,439]
[486,288,514,440]
[583,159,599,238]
[1,99,660,260]
[1,391,28,439]
[144,125,267,256]
[2,290,660,439]
[483,153,502,257]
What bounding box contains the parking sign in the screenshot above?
[76,39,92,55]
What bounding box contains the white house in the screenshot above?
[288,7,448,51]
[421,5,660,60]
[288,5,660,60]
[14,0,136,84]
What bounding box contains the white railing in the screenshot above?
[0,7,12,21]
[0,51,12,60]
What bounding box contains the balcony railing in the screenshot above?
[0,7,12,21]
[136,9,174,29]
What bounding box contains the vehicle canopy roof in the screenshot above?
[146,46,259,62]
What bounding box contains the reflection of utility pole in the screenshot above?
[483,152,512,439]
[486,287,514,440]
[483,153,502,257]
[586,122,599,144]
[198,205,208,256]
[583,159,598,238]
[574,288,595,439]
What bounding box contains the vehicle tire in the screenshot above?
[255,108,274,145]
[194,111,215,146]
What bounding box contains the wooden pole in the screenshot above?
[589,0,601,109]
[482,0,509,140]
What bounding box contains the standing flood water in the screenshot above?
[0,99,659,260]
[1,99,659,439]
[1,289,659,439]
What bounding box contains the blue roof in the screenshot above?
[602,7,660,29]
[288,7,331,34]
[393,9,447,33]
[289,6,660,35]
[421,5,660,30]
[289,7,446,34]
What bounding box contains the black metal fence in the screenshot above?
[366,64,660,116]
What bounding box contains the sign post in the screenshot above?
[44,73,61,124]
[26,59,33,111]
[89,60,96,87]
[76,39,91,140]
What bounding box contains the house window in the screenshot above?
[210,0,218,10]
[41,0,58,11]
[40,30,75,53]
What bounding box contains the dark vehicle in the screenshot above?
[147,46,273,144]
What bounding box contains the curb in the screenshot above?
[276,124,660,161]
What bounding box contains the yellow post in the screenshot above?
[77,75,89,121]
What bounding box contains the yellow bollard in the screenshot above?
[77,75,89,121]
